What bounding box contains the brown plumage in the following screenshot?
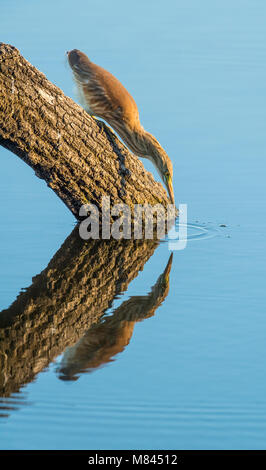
[67,49,174,204]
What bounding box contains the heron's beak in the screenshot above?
[165,176,175,206]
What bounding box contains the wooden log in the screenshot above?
[0,43,170,221]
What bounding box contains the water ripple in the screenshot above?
[162,222,219,243]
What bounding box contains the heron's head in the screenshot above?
[67,49,91,82]
[143,132,175,205]
[160,155,174,206]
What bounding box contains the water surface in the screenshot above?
[0,0,266,450]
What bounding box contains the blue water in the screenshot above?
[0,0,266,449]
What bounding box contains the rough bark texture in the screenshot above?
[0,227,163,398]
[0,42,170,220]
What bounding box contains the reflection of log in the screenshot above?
[58,253,173,380]
[0,227,159,397]
[0,43,169,220]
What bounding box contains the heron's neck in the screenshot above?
[113,122,166,166]
[140,130,167,164]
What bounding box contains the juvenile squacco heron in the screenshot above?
[67,49,174,204]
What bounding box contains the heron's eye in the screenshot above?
[164,172,170,182]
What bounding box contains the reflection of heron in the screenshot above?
[0,227,159,400]
[67,49,175,205]
[58,253,173,380]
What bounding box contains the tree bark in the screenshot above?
[0,43,170,220]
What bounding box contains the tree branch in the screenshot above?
[0,43,170,220]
